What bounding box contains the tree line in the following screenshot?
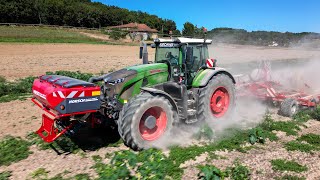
[1,0,319,46]
[182,23,320,47]
[0,0,180,35]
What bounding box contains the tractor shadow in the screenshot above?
[51,125,121,155]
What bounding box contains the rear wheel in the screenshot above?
[118,92,175,151]
[280,98,299,117]
[197,74,235,126]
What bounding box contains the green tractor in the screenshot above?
[110,37,235,150]
[32,37,235,151]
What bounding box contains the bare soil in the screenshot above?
[1,43,320,79]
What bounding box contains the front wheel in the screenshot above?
[197,74,236,126]
[117,93,176,151]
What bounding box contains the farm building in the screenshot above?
[107,22,158,41]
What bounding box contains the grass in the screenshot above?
[29,167,91,180]
[271,159,308,173]
[27,132,80,154]
[0,136,32,166]
[0,26,138,46]
[284,141,319,153]
[297,133,320,146]
[284,133,320,153]
[0,26,103,44]
[267,121,301,136]
[30,168,49,179]
[0,171,11,180]
[0,93,31,103]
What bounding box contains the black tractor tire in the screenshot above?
[280,98,299,117]
[117,92,176,151]
[197,73,236,126]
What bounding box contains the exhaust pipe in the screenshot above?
[140,42,148,64]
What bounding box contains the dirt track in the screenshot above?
[1,43,320,79]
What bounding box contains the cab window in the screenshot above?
[155,47,180,65]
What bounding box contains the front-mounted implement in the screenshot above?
[32,75,101,142]
[31,36,236,150]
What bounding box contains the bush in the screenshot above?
[198,165,225,180]
[225,161,250,180]
[0,136,32,166]
[109,30,127,40]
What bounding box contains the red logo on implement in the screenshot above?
[206,59,215,68]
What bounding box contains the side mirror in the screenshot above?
[186,47,193,62]
[165,52,172,58]
[139,46,143,59]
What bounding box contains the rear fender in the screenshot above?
[140,87,179,113]
[192,67,236,88]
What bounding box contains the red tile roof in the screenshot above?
[108,23,158,33]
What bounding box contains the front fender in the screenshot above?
[192,67,236,88]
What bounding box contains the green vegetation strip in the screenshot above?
[271,159,308,173]
[0,136,32,166]
[90,115,279,179]
[29,168,91,180]
[89,111,319,179]
[0,26,104,44]
[285,133,320,153]
[275,175,306,180]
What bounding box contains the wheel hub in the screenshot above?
[210,87,230,117]
[139,106,168,141]
[144,115,157,129]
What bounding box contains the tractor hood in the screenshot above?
[103,63,168,84]
[102,63,169,102]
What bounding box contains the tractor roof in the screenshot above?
[155,37,212,44]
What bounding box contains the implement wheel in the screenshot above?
[197,74,235,124]
[118,92,175,151]
[280,98,299,117]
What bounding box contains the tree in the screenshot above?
[182,22,195,37]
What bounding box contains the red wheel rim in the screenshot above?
[210,87,230,117]
[139,106,167,141]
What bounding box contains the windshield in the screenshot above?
[155,47,180,65]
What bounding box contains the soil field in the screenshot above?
[0,43,319,180]
[1,43,320,79]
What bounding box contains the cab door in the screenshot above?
[185,44,208,86]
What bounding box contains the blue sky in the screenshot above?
[94,0,320,33]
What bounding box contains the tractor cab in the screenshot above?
[151,38,213,86]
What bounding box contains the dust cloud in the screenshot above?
[153,37,320,149]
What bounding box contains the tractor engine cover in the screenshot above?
[32,75,101,115]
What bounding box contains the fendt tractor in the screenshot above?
[32,37,236,150]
